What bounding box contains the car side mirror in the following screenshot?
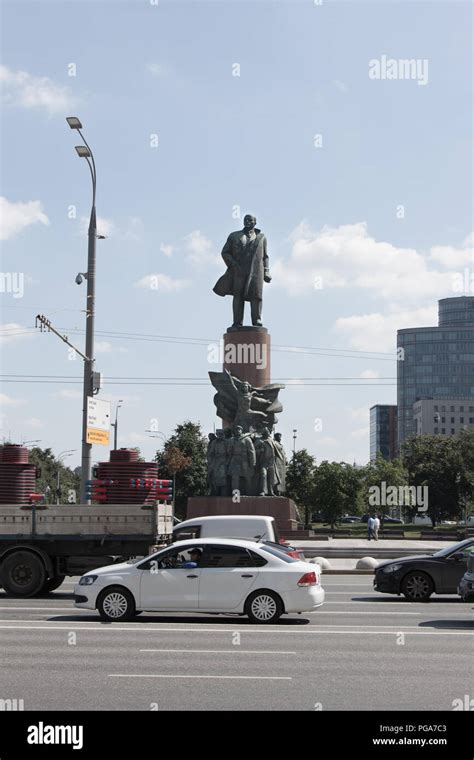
[450,552,464,561]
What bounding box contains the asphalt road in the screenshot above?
[0,575,472,711]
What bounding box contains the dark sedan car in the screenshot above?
[374,538,474,601]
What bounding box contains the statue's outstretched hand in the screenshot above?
[264,270,272,283]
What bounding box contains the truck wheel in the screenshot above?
[39,575,66,594]
[1,552,46,598]
[97,586,135,622]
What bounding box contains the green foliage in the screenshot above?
[401,433,470,526]
[360,454,409,515]
[25,446,79,504]
[313,461,361,528]
[155,421,208,519]
[286,449,316,526]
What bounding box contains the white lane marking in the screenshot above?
[0,623,472,635]
[0,606,76,612]
[139,649,296,654]
[109,674,292,680]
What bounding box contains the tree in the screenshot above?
[361,455,409,520]
[25,446,80,504]
[286,449,316,527]
[313,461,357,528]
[401,434,462,526]
[155,421,207,519]
[456,429,474,520]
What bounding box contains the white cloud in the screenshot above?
[335,305,437,352]
[80,215,114,238]
[160,243,174,258]
[22,417,43,429]
[316,436,338,446]
[429,233,474,268]
[147,63,164,77]
[350,426,370,439]
[56,389,82,400]
[127,432,153,445]
[0,393,25,406]
[334,80,348,93]
[95,341,127,354]
[135,273,190,292]
[184,230,220,267]
[359,369,380,379]
[0,323,34,344]
[349,406,370,423]
[0,65,76,115]
[0,197,49,240]
[274,221,469,303]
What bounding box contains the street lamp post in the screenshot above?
[292,429,297,456]
[111,400,123,450]
[56,449,77,505]
[66,117,97,504]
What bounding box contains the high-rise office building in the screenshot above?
[370,405,398,461]
[413,397,474,436]
[397,296,474,447]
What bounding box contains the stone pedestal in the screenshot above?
[186,495,299,534]
[223,326,271,388]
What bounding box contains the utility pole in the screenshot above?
[111,400,123,450]
[66,117,100,504]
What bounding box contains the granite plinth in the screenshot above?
[186,495,299,533]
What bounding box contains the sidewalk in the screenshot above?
[290,537,456,574]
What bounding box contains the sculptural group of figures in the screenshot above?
[207,427,287,498]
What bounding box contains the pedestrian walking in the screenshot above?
[367,515,375,541]
[373,514,381,541]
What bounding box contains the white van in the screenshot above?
[173,515,279,543]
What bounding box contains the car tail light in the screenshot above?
[297,571,317,587]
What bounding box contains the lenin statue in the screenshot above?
[213,214,271,328]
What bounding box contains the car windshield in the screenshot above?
[432,538,474,558]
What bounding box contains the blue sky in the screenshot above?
[1,0,472,468]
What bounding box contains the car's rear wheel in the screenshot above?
[245,589,283,624]
[97,586,135,622]
[401,571,434,601]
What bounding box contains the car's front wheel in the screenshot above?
[245,589,283,624]
[97,586,136,622]
[401,571,434,602]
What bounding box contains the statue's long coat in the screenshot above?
[213,228,268,303]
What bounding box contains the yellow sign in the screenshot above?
[86,428,110,446]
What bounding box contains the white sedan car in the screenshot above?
[74,538,325,624]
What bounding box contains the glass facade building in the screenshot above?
[397,296,474,447]
[370,405,398,461]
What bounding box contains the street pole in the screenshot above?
[67,118,97,504]
[80,205,96,503]
[112,401,123,450]
[292,428,297,456]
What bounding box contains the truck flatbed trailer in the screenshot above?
[0,503,172,597]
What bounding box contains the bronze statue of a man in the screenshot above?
[227,425,256,495]
[213,214,271,328]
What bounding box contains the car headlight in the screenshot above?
[381,564,403,574]
[79,575,98,586]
